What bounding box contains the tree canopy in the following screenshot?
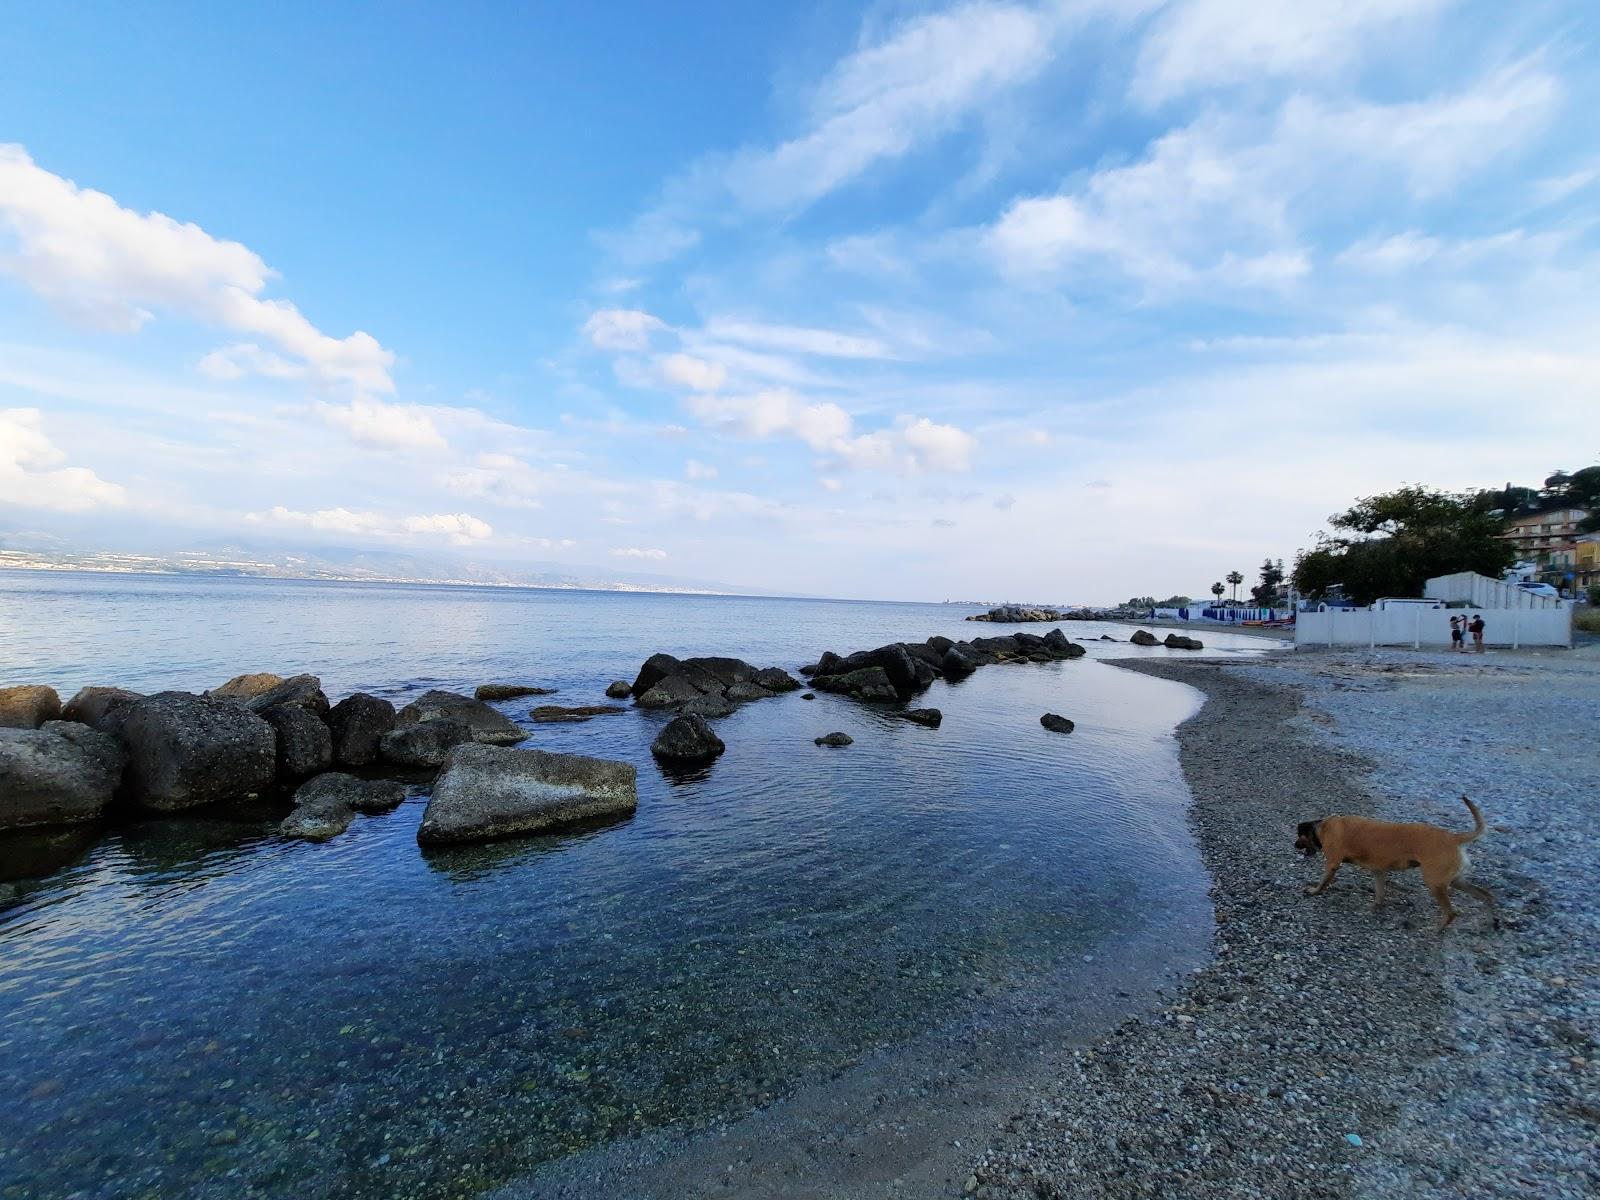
[1292,485,1513,605]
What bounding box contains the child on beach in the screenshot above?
[1469,614,1486,652]
[1450,616,1464,651]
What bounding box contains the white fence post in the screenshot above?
[1413,606,1421,650]
[1512,609,1520,650]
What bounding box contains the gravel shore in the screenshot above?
[972,647,1600,1199]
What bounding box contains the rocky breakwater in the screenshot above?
[627,653,802,718]
[799,628,1087,703]
[966,605,1069,624]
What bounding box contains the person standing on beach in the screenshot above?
[1469,614,1486,652]
[1450,616,1464,652]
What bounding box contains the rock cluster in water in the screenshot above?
[799,629,1086,702]
[0,675,637,850]
[627,653,802,716]
[966,606,1069,623]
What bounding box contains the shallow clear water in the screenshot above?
[0,571,1272,1199]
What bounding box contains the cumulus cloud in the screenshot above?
[657,353,727,392]
[0,145,395,393]
[0,408,127,511]
[610,546,668,560]
[248,505,492,544]
[583,308,666,351]
[315,397,446,451]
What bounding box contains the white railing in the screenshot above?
[1296,605,1572,649]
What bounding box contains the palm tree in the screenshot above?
[1226,570,1244,603]
[1210,581,1225,605]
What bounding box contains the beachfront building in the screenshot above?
[1501,507,1588,578]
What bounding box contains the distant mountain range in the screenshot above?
[0,533,773,596]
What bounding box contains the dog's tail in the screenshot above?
[1454,795,1486,844]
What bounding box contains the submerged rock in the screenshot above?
[529,705,627,723]
[327,693,396,766]
[801,693,815,700]
[1130,629,1160,646]
[417,744,638,845]
[279,800,355,842]
[379,718,472,768]
[1040,713,1075,734]
[650,713,725,763]
[751,667,802,692]
[475,683,556,701]
[0,685,61,729]
[0,722,125,831]
[261,704,333,779]
[814,731,853,747]
[280,768,407,839]
[395,690,525,746]
[117,692,276,811]
[604,680,632,699]
[901,708,943,728]
[61,686,143,730]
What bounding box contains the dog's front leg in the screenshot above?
[1371,870,1387,911]
[1305,859,1340,896]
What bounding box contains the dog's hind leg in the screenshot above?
[1451,879,1499,930]
[1371,870,1387,911]
[1429,883,1457,931]
[1305,860,1341,897]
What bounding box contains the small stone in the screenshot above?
[1345,1133,1363,1147]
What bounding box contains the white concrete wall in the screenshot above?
[1424,571,1562,610]
[1296,606,1573,648]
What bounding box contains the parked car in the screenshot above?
[1515,581,1561,599]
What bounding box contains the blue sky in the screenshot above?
[2,1,1596,602]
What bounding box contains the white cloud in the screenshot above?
[686,388,854,450]
[248,505,492,544]
[657,353,727,392]
[702,318,894,360]
[1134,0,1451,104]
[583,308,666,351]
[0,145,395,393]
[819,476,843,492]
[437,453,548,507]
[0,407,127,511]
[900,416,977,471]
[316,397,446,451]
[611,546,668,560]
[685,458,718,480]
[987,59,1558,290]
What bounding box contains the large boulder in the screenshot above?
[475,683,556,701]
[116,692,276,811]
[379,718,472,768]
[604,680,632,699]
[1040,713,1076,734]
[810,666,898,703]
[417,744,638,845]
[209,673,285,703]
[650,713,726,763]
[1130,629,1160,647]
[327,693,396,766]
[281,772,407,842]
[261,704,333,779]
[940,645,979,679]
[61,686,143,730]
[630,653,690,697]
[0,685,61,729]
[680,656,758,689]
[0,722,125,831]
[395,690,526,746]
[1042,629,1087,658]
[751,667,802,693]
[244,674,330,720]
[1164,633,1204,650]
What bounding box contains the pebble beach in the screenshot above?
[973,645,1600,1199]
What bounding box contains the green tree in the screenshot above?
[1250,558,1285,605]
[1225,570,1244,602]
[1210,581,1225,604]
[1291,485,1514,605]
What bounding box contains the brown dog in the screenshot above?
[1295,795,1497,931]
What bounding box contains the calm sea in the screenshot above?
[0,570,1273,1199]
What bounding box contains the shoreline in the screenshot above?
[974,650,1598,1198]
